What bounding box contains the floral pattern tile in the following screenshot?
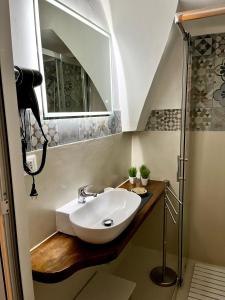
[211,108,225,130]
[29,111,59,150]
[27,111,122,151]
[213,33,225,57]
[57,118,80,145]
[190,108,212,131]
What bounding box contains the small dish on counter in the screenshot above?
[131,187,148,197]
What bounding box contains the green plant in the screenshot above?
[140,165,150,179]
[128,167,137,177]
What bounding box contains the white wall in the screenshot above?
[108,0,178,131]
[27,133,131,247]
[138,25,183,130]
[25,133,131,300]
[130,25,182,256]
[132,131,180,255]
[187,132,225,266]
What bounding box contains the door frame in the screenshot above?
[0,0,35,299]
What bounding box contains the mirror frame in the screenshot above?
[33,0,113,118]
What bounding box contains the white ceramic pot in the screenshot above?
[141,177,149,186]
[129,176,136,184]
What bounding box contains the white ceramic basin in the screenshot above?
[69,190,141,244]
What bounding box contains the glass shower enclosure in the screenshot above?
[42,48,105,114]
[43,49,87,113]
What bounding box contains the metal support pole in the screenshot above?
[176,21,191,286]
[150,180,177,287]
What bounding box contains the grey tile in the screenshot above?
[58,118,79,145]
[191,35,214,57]
[214,56,225,81]
[108,111,122,134]
[211,108,225,130]
[94,117,110,137]
[212,33,225,57]
[190,86,213,109]
[78,117,98,140]
[190,55,214,109]
[29,112,59,150]
[190,108,212,131]
[213,82,225,108]
[192,56,214,87]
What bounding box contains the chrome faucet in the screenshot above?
[78,185,97,204]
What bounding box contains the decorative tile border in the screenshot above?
[26,110,121,151]
[145,107,225,131]
[145,109,181,131]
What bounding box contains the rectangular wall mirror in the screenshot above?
[34,0,112,118]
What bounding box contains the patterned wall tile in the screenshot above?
[29,112,59,150]
[191,56,214,109]
[26,110,122,151]
[108,111,122,134]
[189,32,225,131]
[213,56,225,108]
[191,35,214,57]
[78,117,108,140]
[213,33,225,57]
[190,108,212,131]
[211,108,225,130]
[57,118,80,145]
[145,109,181,131]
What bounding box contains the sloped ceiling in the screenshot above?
[105,0,179,131]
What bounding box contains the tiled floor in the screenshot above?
[112,246,178,300]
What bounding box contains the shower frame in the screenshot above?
[175,5,225,285]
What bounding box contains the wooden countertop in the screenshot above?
[31,180,165,283]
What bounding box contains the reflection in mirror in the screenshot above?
[35,0,112,117]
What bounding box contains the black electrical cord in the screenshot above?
[15,66,48,198]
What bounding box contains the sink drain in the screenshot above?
[102,218,114,227]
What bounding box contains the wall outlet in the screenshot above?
[24,154,37,175]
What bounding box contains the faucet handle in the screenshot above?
[78,185,97,202]
[79,184,92,194]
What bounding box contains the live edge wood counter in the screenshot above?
[31,180,165,283]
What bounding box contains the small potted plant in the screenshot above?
[140,165,150,186]
[128,167,137,184]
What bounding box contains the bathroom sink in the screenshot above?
[69,190,141,244]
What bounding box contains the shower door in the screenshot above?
[177,33,192,285]
[0,66,24,299]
